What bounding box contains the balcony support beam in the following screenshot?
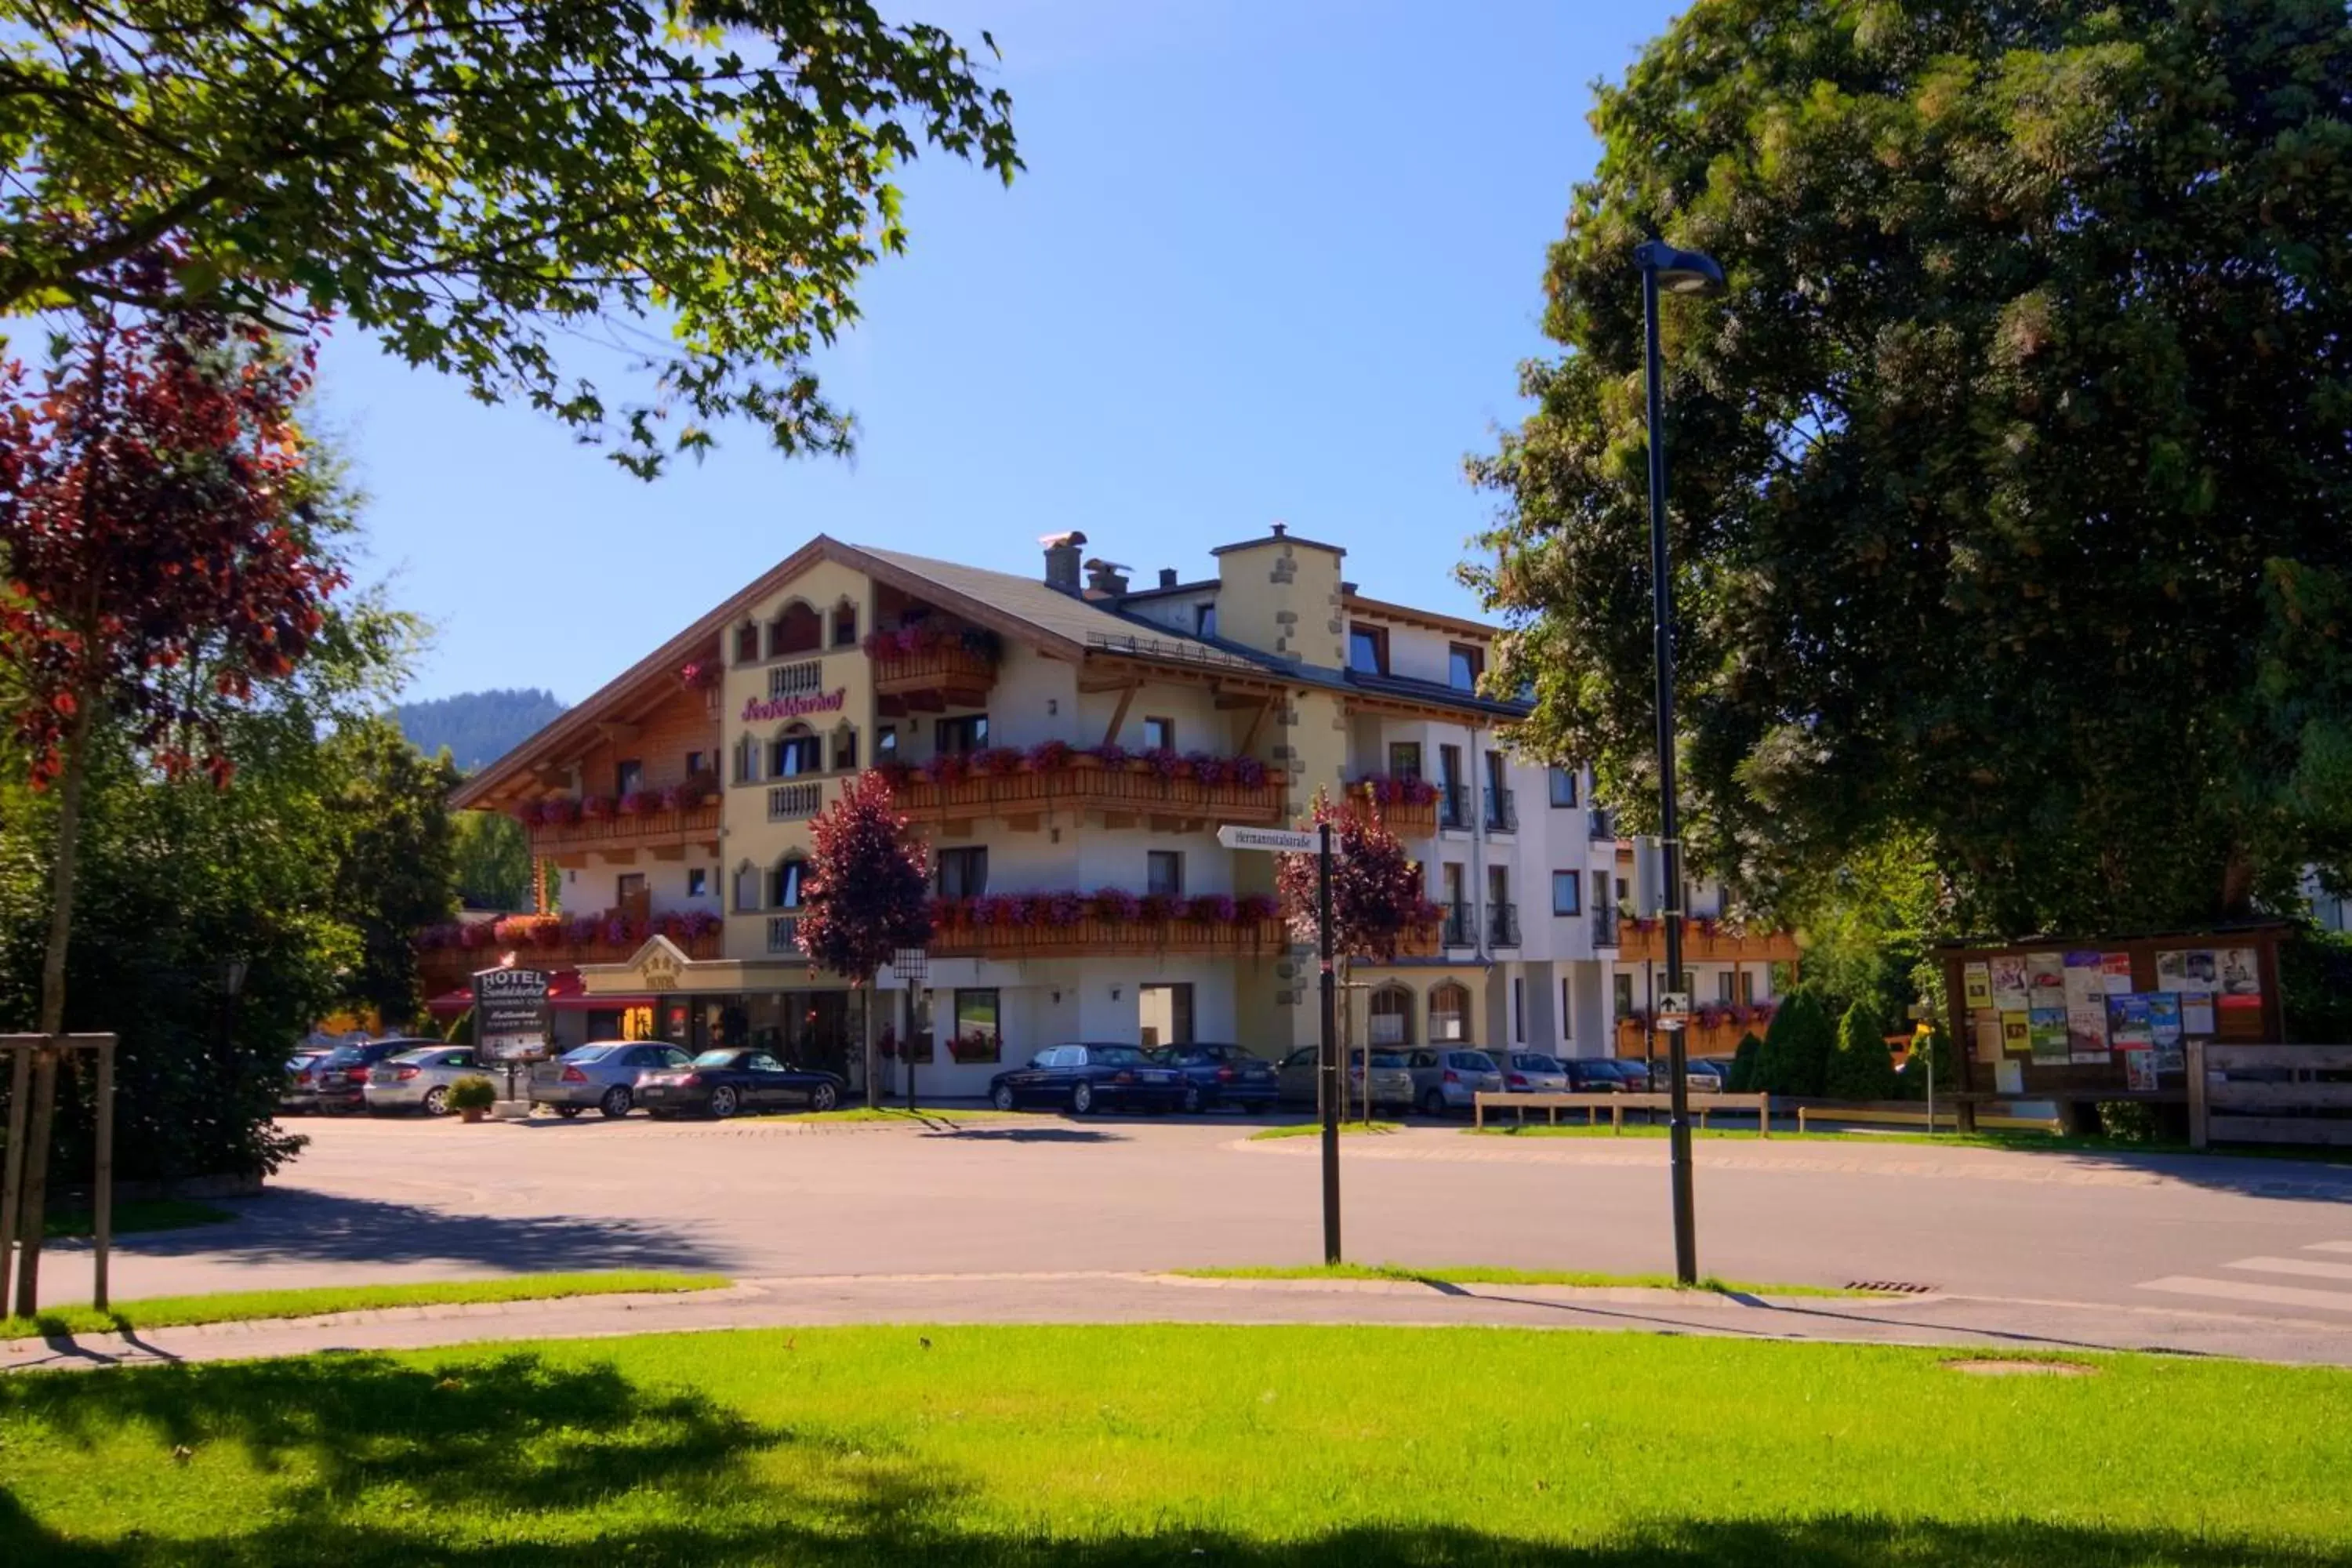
[1102,681,1140,745]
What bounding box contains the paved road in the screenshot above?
[26,1112,2352,1361]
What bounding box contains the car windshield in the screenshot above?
[1515,1055,1562,1072]
[319,1048,368,1067]
[390,1047,445,1064]
[1088,1046,1145,1065]
[691,1051,740,1067]
[1367,1052,1408,1069]
[565,1044,620,1062]
[1456,1052,1498,1072]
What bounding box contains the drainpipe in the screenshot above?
[1469,725,1490,974]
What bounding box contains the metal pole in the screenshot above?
[0,1044,29,1311]
[905,985,919,1114]
[1644,262,1700,1287]
[93,1036,113,1312]
[1318,820,1341,1265]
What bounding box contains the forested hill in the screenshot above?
[394,688,568,771]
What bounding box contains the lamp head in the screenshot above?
[1634,240,1726,296]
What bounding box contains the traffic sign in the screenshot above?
[1657,990,1691,1016]
[1217,825,1322,854]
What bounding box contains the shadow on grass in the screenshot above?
[5,1355,2345,1566]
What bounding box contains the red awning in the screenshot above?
[423,969,653,1017]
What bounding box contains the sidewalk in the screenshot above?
[11,1269,2352,1373]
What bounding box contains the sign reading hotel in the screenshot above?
[473,965,553,1062]
[742,688,848,723]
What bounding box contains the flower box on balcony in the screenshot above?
[878,751,1286,826]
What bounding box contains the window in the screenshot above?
[734,622,759,664]
[1718,970,1737,1004]
[733,862,761,912]
[1560,976,1573,1040]
[831,600,858,648]
[1440,862,1466,909]
[1448,643,1483,691]
[769,858,807,909]
[770,725,822,777]
[686,750,708,779]
[1348,625,1388,674]
[953,989,1001,1065]
[1548,766,1579,807]
[877,724,897,758]
[1369,985,1414,1046]
[733,735,760,785]
[1142,716,1173,752]
[1139,983,1193,1048]
[936,714,989,754]
[615,759,643,797]
[1488,865,1509,907]
[1388,741,1422,780]
[831,725,858,772]
[1511,978,1524,1044]
[1195,603,1218,638]
[1439,744,1464,825]
[1147,851,1184,898]
[1552,871,1582,916]
[1738,969,1757,1006]
[687,868,709,898]
[1614,972,1635,1017]
[1592,870,1610,917]
[937,847,988,900]
[768,601,821,658]
[1429,982,1470,1044]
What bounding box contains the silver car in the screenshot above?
[1276,1047,1417,1112]
[528,1041,693,1120]
[1405,1047,1504,1117]
[1502,1052,1571,1094]
[362,1045,487,1116]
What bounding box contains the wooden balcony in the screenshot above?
[1345,782,1437,838]
[1614,1015,1765,1059]
[929,914,1290,961]
[1614,924,1802,964]
[419,928,724,993]
[886,761,1287,829]
[872,644,997,710]
[530,803,720,866]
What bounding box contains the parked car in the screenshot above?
[988,1044,1187,1115]
[635,1048,844,1119]
[1688,1057,1737,1092]
[279,1048,332,1113]
[1152,1043,1279,1113]
[528,1040,693,1120]
[363,1045,487,1116]
[310,1038,440,1112]
[1404,1047,1504,1117]
[1502,1052,1571,1093]
[1276,1047,1417,1112]
[1560,1058,1624,1093]
[1609,1058,1654,1093]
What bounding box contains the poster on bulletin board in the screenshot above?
[1962,962,1993,1011]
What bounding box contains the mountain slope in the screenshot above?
[394,688,568,771]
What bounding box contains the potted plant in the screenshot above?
[448,1076,499,1124]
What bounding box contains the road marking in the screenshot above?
[2227,1256,2352,1282]
[2137,1276,2352,1313]
[2307,1241,2352,1255]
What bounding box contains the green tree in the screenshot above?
[1723,1029,1763,1094]
[325,720,459,1028]
[0,1,1019,475]
[1754,991,1833,1098]
[452,809,540,912]
[1825,1000,1899,1102]
[1466,2,2352,938]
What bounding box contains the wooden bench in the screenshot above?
[1473,1091,1771,1136]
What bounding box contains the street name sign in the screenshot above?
[1217,825,1323,854]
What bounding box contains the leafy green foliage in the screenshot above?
[325,720,460,1025]
[394,689,567,772]
[446,1076,499,1112]
[2278,924,2352,1044]
[1467,2,2352,937]
[1825,1001,1900,1102]
[450,809,539,912]
[0,2,1019,475]
[1754,991,1833,1098]
[1723,1030,1762,1094]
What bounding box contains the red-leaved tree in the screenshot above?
[1276,789,1442,1118]
[0,276,343,1312]
[796,771,934,1108]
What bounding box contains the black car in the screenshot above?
[310,1038,441,1112]
[988,1044,1187,1115]
[1152,1043,1279,1113]
[634,1048,844,1119]
[1561,1058,1625,1093]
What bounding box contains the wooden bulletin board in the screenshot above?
[1936,924,2288,1102]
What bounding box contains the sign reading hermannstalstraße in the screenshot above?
[1216,825,1327,855]
[473,965,552,1062]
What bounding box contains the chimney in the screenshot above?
[1040,530,1088,595]
[1082,557,1131,600]
[1158,568,1178,589]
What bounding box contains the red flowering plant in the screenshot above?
[1355,772,1438,807]
[539,797,580,827]
[1026,739,1072,771]
[972,746,1025,778]
[1236,893,1280,924]
[618,788,665,815]
[579,793,615,821]
[872,757,918,789]
[510,800,545,827]
[1087,742,1130,768]
[921,751,968,785]
[1276,789,1435,977]
[1036,891,1087,927]
[658,783,694,811]
[679,659,721,691]
[1089,887,1142,923]
[795,770,934,1107]
[1139,746,1189,780]
[927,895,972,928]
[1185,893,1237,924]
[1188,752,1229,786]
[1135,891,1180,923]
[1230,755,1269,788]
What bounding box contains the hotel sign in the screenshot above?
[473,965,552,1062]
[741,688,848,723]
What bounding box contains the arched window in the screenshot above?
[830,721,858,772]
[1428,981,1471,1044]
[1368,984,1414,1047]
[831,598,859,648]
[732,860,761,913]
[767,599,821,658]
[771,723,821,777]
[769,857,807,909]
[732,620,760,665]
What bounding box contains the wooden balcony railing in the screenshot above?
[872,644,997,704]
[1615,924,1802,964]
[884,760,1286,826]
[1345,782,1437,838]
[529,803,720,860]
[928,914,1290,961]
[1614,1014,1768,1059]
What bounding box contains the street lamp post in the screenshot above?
[893,946,928,1113]
[1634,238,1723,1288]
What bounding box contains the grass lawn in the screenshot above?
[4,1326,2349,1565]
[1170,1262,1878,1298]
[0,1271,728,1341]
[1248,1120,1403,1140]
[41,1198,234,1239]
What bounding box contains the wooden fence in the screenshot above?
[2189,1041,2352,1149]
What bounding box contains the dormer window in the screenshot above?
[1348,626,1388,675]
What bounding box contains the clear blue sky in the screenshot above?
[320,0,1682,704]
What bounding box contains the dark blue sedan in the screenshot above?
[988,1044,1187,1116]
[635,1048,844,1119]
[1151,1043,1279,1113]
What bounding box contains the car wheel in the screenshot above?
[991,1083,1018,1112]
[709,1085,740,1119]
[809,1081,839,1112]
[598,1086,632,1119]
[1071,1081,1095,1116]
[421,1086,451,1118]
[1181,1084,1204,1114]
[1421,1087,1447,1119]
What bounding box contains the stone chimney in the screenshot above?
[1158,568,1178,589]
[1041,530,1088,595]
[1209,521,1345,669]
[1082,557,1131,600]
